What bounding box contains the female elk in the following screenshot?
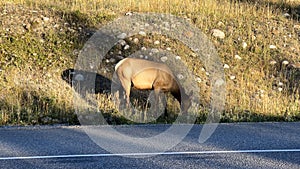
[114,58,192,114]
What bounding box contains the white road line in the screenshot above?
[1,149,300,160]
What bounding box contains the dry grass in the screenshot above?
[0,0,299,125]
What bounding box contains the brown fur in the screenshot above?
[114,58,192,114]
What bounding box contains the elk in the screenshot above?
[114,57,193,114]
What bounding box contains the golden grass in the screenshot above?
[0,0,299,124]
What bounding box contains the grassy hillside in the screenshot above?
[0,0,299,125]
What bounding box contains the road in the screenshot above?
[0,122,299,169]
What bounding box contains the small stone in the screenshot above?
[139,31,146,36]
[283,13,290,18]
[54,24,59,28]
[177,74,184,80]
[117,33,127,39]
[42,16,50,22]
[224,64,230,69]
[278,82,284,86]
[234,55,242,60]
[133,38,139,44]
[242,42,247,49]
[282,60,289,65]
[124,45,130,50]
[269,45,277,49]
[151,48,159,53]
[160,56,168,62]
[166,47,171,51]
[278,87,283,92]
[175,56,181,60]
[211,29,225,39]
[118,40,127,46]
[217,21,224,27]
[195,77,202,83]
[270,60,277,65]
[229,75,236,80]
[154,40,160,45]
[125,12,132,16]
[141,47,147,51]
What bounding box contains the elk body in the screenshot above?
[114,58,192,114]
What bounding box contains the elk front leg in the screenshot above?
[119,78,131,108]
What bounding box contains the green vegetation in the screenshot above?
[0,0,299,125]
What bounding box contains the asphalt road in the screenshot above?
[0,122,299,169]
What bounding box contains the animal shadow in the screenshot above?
[61,69,112,95]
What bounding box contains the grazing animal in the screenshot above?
[114,58,192,114]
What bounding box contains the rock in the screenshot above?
[139,31,146,36]
[42,16,50,22]
[160,56,168,62]
[242,42,247,49]
[117,33,127,39]
[118,39,127,46]
[124,45,130,50]
[224,64,230,69]
[133,38,139,44]
[234,55,242,60]
[211,29,225,39]
[282,60,289,65]
[229,75,236,80]
[283,13,290,18]
[125,12,132,16]
[151,48,159,53]
[195,77,202,83]
[269,60,277,65]
[175,56,181,60]
[177,74,184,80]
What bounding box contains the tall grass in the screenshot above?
[0,0,299,125]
